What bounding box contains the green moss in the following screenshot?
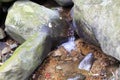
[0,33,39,71]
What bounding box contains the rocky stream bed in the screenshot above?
[0,0,120,80]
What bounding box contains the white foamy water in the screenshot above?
[61,36,76,53]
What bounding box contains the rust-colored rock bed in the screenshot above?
[31,39,119,80]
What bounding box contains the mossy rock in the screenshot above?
[5,1,68,43]
[0,32,51,80]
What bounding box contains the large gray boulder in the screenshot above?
[54,0,73,6]
[5,1,69,43]
[72,0,120,60]
[0,32,51,80]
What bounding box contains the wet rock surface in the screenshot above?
[0,0,120,80]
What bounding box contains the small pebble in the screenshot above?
[53,50,62,57]
[0,62,3,66]
[0,28,6,39]
[10,43,18,49]
[48,23,52,28]
[65,57,72,61]
[32,74,36,79]
[67,74,86,80]
[2,47,11,55]
[59,17,62,20]
[78,53,95,71]
[56,65,62,70]
[2,53,12,62]
[72,57,78,61]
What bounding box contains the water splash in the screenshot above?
[61,36,76,53]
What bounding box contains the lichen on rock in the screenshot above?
[5,1,69,43]
[0,32,52,80]
[72,0,120,61]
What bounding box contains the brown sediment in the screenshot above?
[31,39,119,80]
